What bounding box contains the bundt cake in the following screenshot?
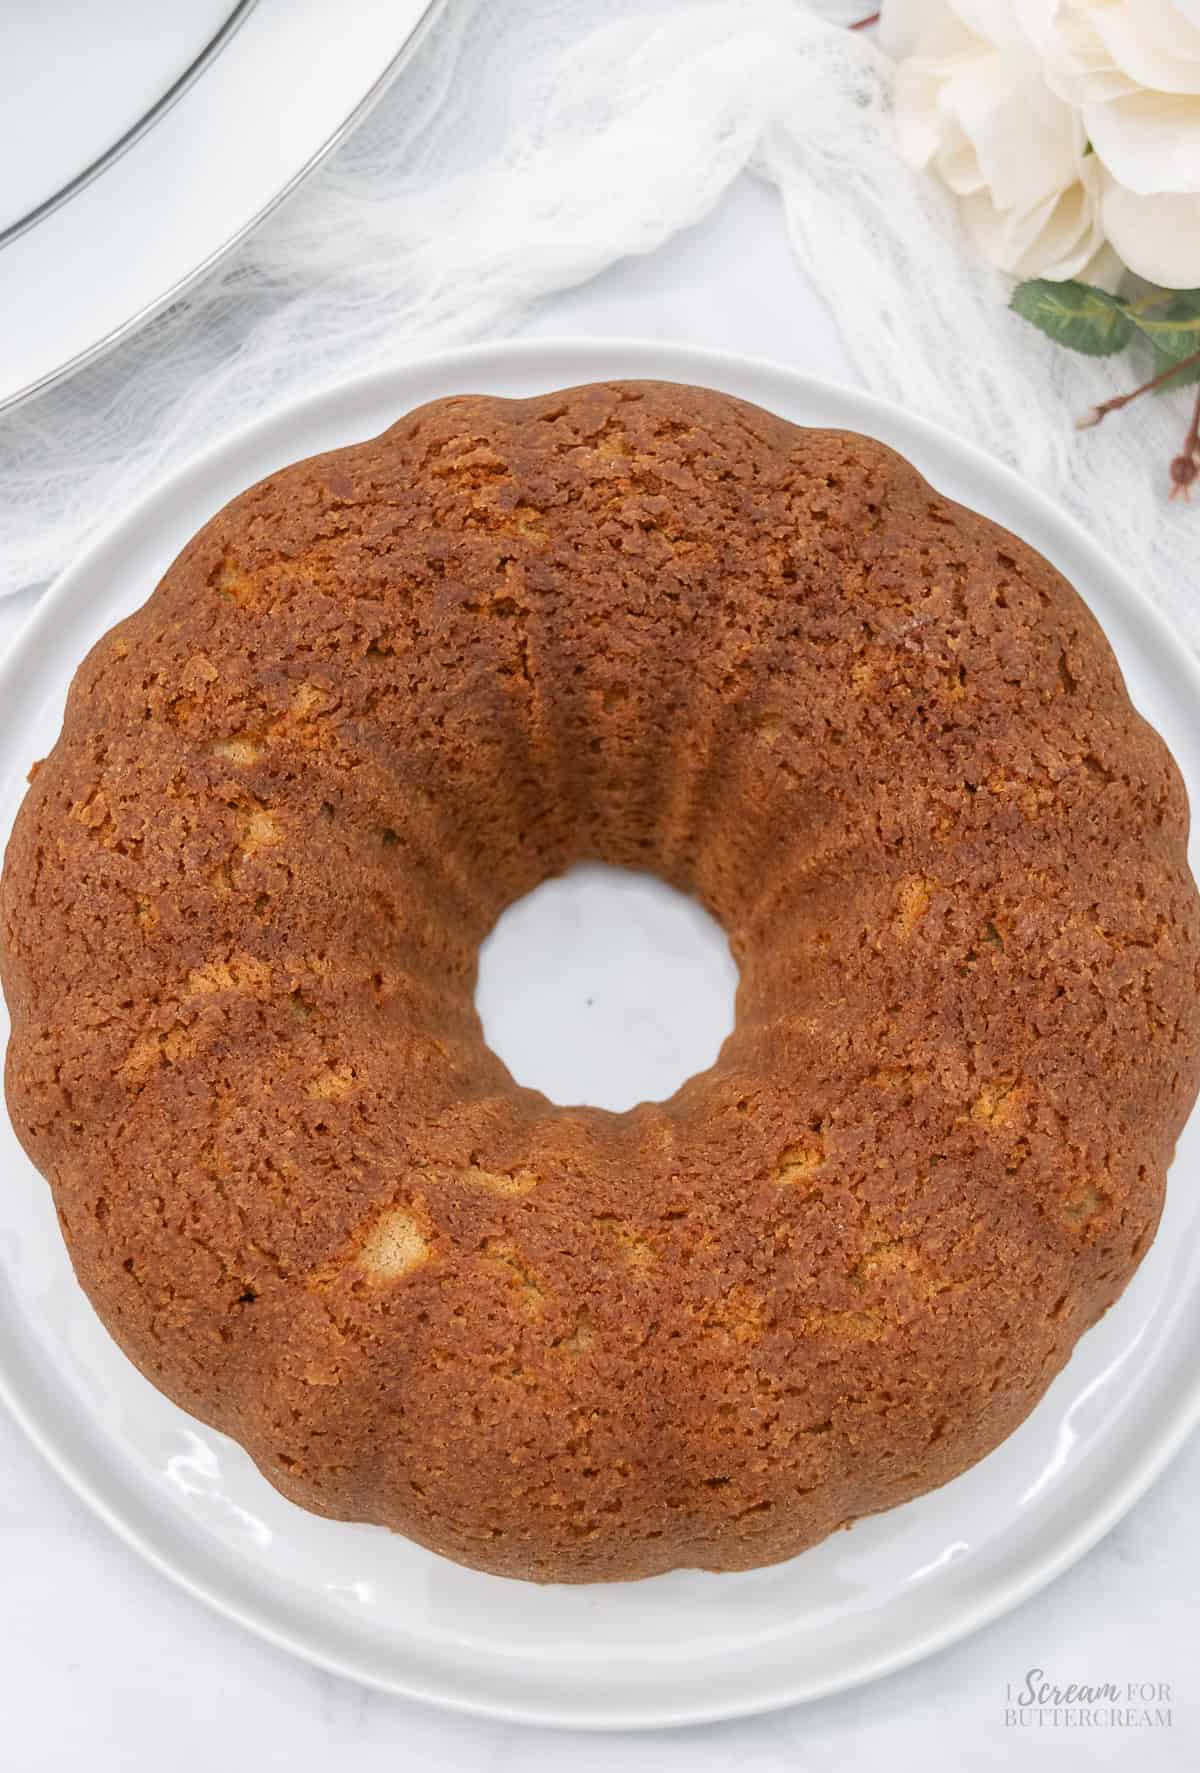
[3,379,1198,1584]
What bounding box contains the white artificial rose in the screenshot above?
[884,0,1200,287]
[1026,1,1200,286]
[882,2,1104,280]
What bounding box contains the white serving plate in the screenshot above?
[1,339,1198,1730]
[0,0,441,412]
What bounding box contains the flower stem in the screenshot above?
[1076,348,1200,430]
[1169,386,1200,501]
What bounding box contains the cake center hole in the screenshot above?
[475,864,739,1112]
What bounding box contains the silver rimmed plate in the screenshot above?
[1,339,1198,1727]
[0,0,441,412]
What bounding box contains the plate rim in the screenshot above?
[2,335,1199,1730]
[0,0,444,414]
[0,1,260,249]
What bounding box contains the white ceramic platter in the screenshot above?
[1,340,1198,1730]
[0,0,441,412]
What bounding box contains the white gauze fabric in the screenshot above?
[1,0,1195,656]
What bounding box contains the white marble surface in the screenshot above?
[1,174,1197,1769]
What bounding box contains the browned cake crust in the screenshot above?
[3,380,1199,1583]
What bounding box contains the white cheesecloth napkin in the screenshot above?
[0,0,1195,657]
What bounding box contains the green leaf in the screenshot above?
[1152,344,1200,393]
[1010,280,1134,356]
[1130,293,1200,391]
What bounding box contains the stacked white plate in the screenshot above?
[0,0,440,411]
